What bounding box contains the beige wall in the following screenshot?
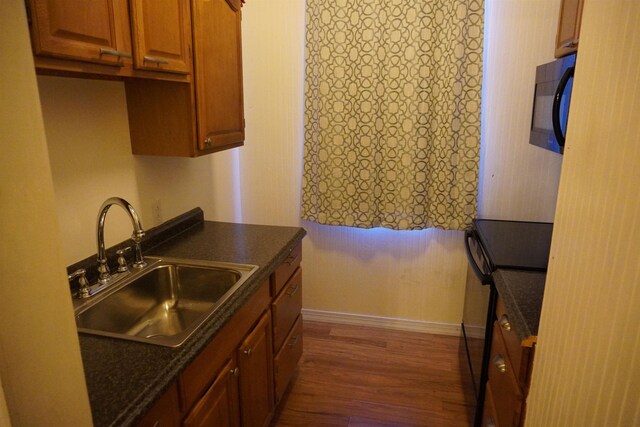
[526,2,640,425]
[208,0,564,326]
[0,1,92,425]
[205,1,468,326]
[480,0,562,222]
[39,76,217,264]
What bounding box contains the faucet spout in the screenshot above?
[96,197,146,284]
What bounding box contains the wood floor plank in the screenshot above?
[271,320,474,426]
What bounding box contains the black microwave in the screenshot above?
[529,54,576,154]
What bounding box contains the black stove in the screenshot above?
[462,219,553,426]
[474,219,553,271]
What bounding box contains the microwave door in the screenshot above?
[552,65,575,149]
[529,54,576,154]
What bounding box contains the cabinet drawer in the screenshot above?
[274,315,303,403]
[496,297,531,388]
[271,242,302,296]
[272,267,302,351]
[489,321,523,426]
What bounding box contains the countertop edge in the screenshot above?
[493,269,546,345]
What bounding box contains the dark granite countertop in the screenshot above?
[493,269,546,345]
[77,209,305,427]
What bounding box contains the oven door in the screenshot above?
[461,230,497,426]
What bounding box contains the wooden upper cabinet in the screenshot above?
[192,0,245,152]
[129,0,192,74]
[555,0,584,57]
[28,0,132,66]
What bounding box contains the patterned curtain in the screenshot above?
[301,0,483,230]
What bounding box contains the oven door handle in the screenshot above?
[464,230,494,285]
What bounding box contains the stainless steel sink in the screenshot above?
[75,257,258,347]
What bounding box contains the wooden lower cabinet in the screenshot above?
[274,316,303,403]
[272,267,302,351]
[238,312,274,427]
[482,382,499,427]
[488,323,523,426]
[483,296,535,427]
[135,242,305,426]
[270,243,303,405]
[182,312,274,427]
[136,382,181,427]
[183,358,241,427]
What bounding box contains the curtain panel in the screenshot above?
[301,0,484,230]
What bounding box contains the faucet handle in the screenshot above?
[68,268,90,298]
[131,241,147,270]
[116,247,132,273]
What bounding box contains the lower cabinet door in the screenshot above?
[274,315,303,403]
[489,322,523,426]
[482,381,500,427]
[135,382,181,427]
[183,358,241,427]
[238,311,274,427]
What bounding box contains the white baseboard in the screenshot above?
[301,308,462,337]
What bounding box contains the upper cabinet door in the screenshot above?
[555,0,584,57]
[29,0,132,66]
[192,0,245,152]
[129,0,192,74]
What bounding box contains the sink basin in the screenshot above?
[75,257,258,347]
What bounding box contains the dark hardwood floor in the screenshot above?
[271,319,474,426]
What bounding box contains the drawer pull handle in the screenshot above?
[285,254,298,265]
[493,354,507,374]
[486,417,496,427]
[99,47,132,59]
[286,284,300,297]
[144,55,169,65]
[499,314,511,331]
[243,347,252,356]
[288,335,299,347]
[230,367,240,377]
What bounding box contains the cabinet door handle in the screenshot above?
[498,314,511,331]
[493,354,507,374]
[284,254,297,265]
[288,335,299,347]
[243,347,252,356]
[229,367,240,377]
[203,137,213,147]
[144,55,170,65]
[286,283,300,297]
[486,417,496,427]
[99,47,132,59]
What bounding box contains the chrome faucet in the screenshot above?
[96,197,147,285]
